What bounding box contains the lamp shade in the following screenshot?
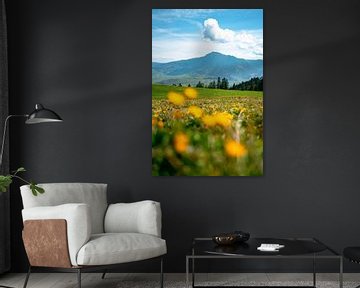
[25,104,63,124]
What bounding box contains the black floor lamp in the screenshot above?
[0,103,63,167]
[0,103,62,288]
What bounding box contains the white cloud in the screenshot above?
[202,18,263,59]
[203,18,235,43]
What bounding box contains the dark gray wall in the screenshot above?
[0,0,10,274]
[5,0,360,272]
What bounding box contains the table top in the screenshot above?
[190,237,340,258]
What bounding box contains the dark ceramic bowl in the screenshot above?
[212,231,250,246]
[212,233,237,245]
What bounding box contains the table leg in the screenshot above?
[339,257,343,288]
[192,257,195,288]
[313,254,316,287]
[186,257,189,288]
[192,247,195,288]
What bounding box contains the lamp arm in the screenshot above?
[0,114,28,169]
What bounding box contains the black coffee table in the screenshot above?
[186,237,342,288]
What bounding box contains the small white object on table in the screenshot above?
[257,243,285,252]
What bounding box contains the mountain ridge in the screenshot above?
[152,52,263,86]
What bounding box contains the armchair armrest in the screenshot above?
[104,200,162,237]
[22,203,91,266]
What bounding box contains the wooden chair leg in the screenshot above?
[22,266,31,288]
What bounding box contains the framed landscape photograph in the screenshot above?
[152,9,263,176]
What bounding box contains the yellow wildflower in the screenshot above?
[202,115,217,127]
[214,112,233,128]
[184,87,198,99]
[157,120,164,129]
[188,106,203,118]
[202,112,233,128]
[167,91,185,106]
[173,132,189,153]
[225,140,247,158]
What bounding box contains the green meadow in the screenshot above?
[152,84,263,176]
[152,84,263,99]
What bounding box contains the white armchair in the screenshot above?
[20,183,166,288]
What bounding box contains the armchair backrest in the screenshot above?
[20,183,108,234]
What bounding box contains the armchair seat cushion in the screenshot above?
[76,233,167,266]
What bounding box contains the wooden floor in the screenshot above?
[0,273,358,288]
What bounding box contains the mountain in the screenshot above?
[152,52,263,86]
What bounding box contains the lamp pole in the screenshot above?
[0,114,28,169]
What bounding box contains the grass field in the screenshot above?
[152,84,263,176]
[152,84,263,99]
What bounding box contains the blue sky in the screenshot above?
[152,9,263,63]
